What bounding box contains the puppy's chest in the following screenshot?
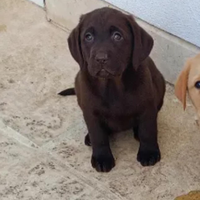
[95,94,140,118]
[92,86,146,131]
[94,96,139,131]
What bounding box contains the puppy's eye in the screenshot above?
[112,32,123,41]
[85,33,94,42]
[195,81,200,89]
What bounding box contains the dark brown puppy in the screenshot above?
[59,7,165,172]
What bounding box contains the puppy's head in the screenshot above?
[175,54,200,113]
[68,7,153,78]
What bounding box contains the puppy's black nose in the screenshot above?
[95,53,108,64]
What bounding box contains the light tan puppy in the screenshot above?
[175,54,200,123]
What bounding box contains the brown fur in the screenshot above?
[59,7,166,172]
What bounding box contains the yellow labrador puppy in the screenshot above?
[175,54,200,124]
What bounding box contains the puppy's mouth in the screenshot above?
[97,69,111,78]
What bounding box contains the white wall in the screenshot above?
[29,0,44,7]
[105,0,200,47]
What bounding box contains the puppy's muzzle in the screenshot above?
[95,53,108,65]
[95,53,111,78]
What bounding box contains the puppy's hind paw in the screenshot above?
[133,126,139,141]
[84,134,91,146]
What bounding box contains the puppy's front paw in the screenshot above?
[137,147,161,166]
[91,147,115,172]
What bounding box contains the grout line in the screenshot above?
[47,151,127,200]
[0,119,39,149]
[0,118,125,199]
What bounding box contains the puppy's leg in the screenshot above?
[137,108,161,166]
[83,113,115,172]
[85,123,112,146]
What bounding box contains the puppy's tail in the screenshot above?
[58,88,76,96]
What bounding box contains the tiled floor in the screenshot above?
[0,0,200,199]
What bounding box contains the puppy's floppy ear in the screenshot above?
[175,60,191,110]
[68,15,85,68]
[127,15,154,69]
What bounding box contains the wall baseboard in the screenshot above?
[45,0,200,84]
[28,0,44,7]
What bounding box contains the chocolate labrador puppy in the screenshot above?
[59,7,165,172]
